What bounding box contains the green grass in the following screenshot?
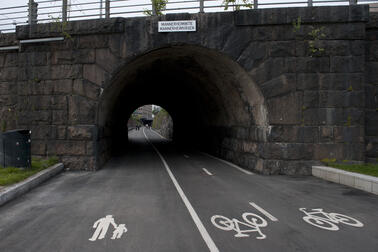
[0,157,59,186]
[322,161,378,178]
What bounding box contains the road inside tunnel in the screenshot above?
[96,45,269,168]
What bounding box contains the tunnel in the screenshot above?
[96,45,269,168]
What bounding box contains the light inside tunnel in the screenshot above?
[97,45,268,167]
[127,105,174,140]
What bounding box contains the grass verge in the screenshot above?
[321,160,378,178]
[0,157,59,186]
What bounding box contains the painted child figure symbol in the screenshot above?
[89,215,127,241]
[111,224,128,239]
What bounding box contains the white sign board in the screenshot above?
[158,20,196,32]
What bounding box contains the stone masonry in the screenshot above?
[0,5,375,174]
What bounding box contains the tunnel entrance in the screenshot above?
[97,45,268,170]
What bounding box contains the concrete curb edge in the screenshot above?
[0,163,64,207]
[312,165,378,195]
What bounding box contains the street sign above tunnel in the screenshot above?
[158,20,196,32]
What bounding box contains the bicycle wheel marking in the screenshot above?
[299,208,364,231]
[211,203,277,239]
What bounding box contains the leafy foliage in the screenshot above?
[308,27,326,56]
[144,0,168,16]
[223,0,253,11]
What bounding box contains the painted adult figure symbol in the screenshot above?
[89,215,117,241]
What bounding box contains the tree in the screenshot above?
[223,0,253,11]
[144,0,168,16]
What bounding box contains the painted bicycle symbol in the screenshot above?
[299,208,364,231]
[211,213,268,239]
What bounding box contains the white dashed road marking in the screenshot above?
[202,168,214,176]
[201,152,254,175]
[249,202,279,222]
[143,129,219,252]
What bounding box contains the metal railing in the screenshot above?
[0,0,377,33]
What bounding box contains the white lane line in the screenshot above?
[143,129,219,252]
[184,155,190,159]
[249,202,279,222]
[202,168,214,176]
[150,128,167,139]
[201,152,255,175]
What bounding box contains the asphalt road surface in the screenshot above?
[0,127,377,252]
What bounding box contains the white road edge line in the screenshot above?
[202,168,214,176]
[249,202,279,222]
[150,128,167,139]
[143,129,219,252]
[200,152,255,175]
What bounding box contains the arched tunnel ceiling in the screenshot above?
[98,45,268,144]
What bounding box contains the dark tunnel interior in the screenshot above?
[97,45,268,165]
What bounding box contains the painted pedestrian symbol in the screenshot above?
[299,208,364,231]
[111,224,128,240]
[211,202,278,239]
[89,215,128,241]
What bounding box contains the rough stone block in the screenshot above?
[323,23,365,40]
[330,56,364,73]
[296,57,330,73]
[319,126,334,142]
[260,74,296,98]
[47,141,86,156]
[366,62,378,85]
[55,126,67,140]
[52,110,68,125]
[68,96,97,124]
[297,73,320,90]
[51,49,95,65]
[237,41,268,71]
[249,57,288,84]
[51,65,82,80]
[73,79,100,100]
[61,156,96,171]
[0,67,18,81]
[83,64,108,86]
[30,125,53,140]
[319,91,364,108]
[267,92,302,125]
[334,126,363,143]
[314,144,344,160]
[366,111,378,136]
[365,85,377,109]
[31,140,46,155]
[303,91,319,108]
[95,48,120,73]
[18,111,51,125]
[67,125,94,140]
[78,34,110,49]
[319,73,363,91]
[18,52,48,66]
[269,41,295,57]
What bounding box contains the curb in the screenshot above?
[0,163,64,207]
[312,166,378,195]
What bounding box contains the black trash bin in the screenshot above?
[0,129,31,168]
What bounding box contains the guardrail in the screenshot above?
[1,0,377,33]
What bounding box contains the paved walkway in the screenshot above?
[0,128,377,251]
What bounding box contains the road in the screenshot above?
[0,127,377,252]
